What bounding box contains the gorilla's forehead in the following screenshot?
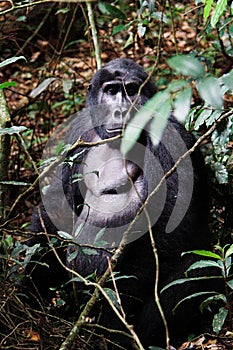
[95,67,147,87]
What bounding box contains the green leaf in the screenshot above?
[0,126,27,135]
[214,162,228,184]
[173,291,218,313]
[149,98,171,146]
[161,276,220,293]
[168,55,205,78]
[167,80,188,92]
[30,77,57,98]
[185,260,222,274]
[227,279,233,290]
[182,250,222,260]
[62,79,72,94]
[67,249,78,263]
[0,81,17,89]
[104,288,120,309]
[173,87,192,122]
[82,248,98,256]
[0,56,26,69]
[194,109,212,130]
[137,23,146,37]
[94,227,107,245]
[124,32,134,49]
[211,0,228,27]
[196,76,223,109]
[151,11,171,24]
[112,24,125,35]
[200,294,227,313]
[205,110,222,127]
[220,70,233,91]
[0,181,31,186]
[225,244,233,259]
[212,307,228,335]
[57,231,74,240]
[121,91,171,155]
[98,3,126,19]
[204,0,214,20]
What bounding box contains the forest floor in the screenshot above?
[1,1,233,349]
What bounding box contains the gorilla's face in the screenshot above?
[86,58,157,140]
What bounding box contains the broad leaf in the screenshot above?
[173,87,192,122]
[196,76,223,109]
[220,70,233,91]
[225,244,233,259]
[121,91,170,155]
[104,288,120,309]
[30,77,57,98]
[185,260,221,274]
[161,276,220,293]
[67,249,78,263]
[0,181,31,186]
[212,307,228,335]
[168,55,205,78]
[0,126,27,135]
[173,291,218,313]
[214,162,228,184]
[182,250,222,260]
[211,0,228,27]
[204,0,214,20]
[0,81,17,89]
[62,79,72,94]
[194,109,212,130]
[200,294,227,313]
[149,98,171,146]
[0,56,26,69]
[57,231,74,240]
[98,3,126,20]
[227,279,233,290]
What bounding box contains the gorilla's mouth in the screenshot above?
[106,124,123,135]
[106,128,122,134]
[101,181,132,195]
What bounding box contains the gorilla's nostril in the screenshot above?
[113,110,122,119]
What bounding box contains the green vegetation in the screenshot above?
[0,0,232,349]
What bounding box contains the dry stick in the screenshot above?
[58,110,231,349]
[0,0,96,16]
[5,134,121,221]
[16,4,55,56]
[121,109,232,349]
[86,1,102,70]
[37,208,144,350]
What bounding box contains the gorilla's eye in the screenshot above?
[126,83,139,96]
[104,84,120,95]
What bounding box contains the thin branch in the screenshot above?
[37,208,144,349]
[86,1,102,69]
[5,134,121,220]
[0,0,95,16]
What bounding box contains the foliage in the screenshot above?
[122,55,232,159]
[0,0,233,348]
[162,244,233,335]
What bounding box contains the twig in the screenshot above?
[0,0,95,16]
[5,134,121,220]
[86,1,102,69]
[36,181,144,349]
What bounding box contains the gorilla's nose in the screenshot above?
[112,108,128,121]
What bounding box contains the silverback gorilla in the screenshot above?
[29,58,213,348]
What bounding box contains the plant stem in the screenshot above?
[87,1,102,69]
[0,90,11,219]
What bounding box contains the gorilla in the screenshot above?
[28,58,214,348]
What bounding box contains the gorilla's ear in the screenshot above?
[88,84,92,92]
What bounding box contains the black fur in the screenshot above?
[28,59,216,348]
